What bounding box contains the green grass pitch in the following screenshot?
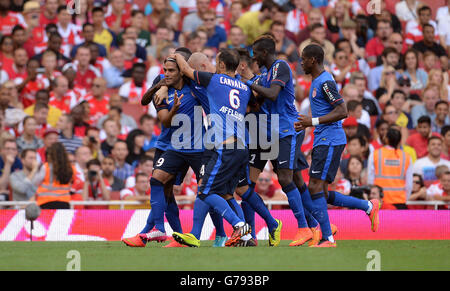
[1,240,449,271]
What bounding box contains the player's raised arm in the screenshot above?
[141,77,167,105]
[157,91,184,128]
[171,53,195,80]
[245,80,282,102]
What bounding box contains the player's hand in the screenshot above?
[295,114,312,131]
[173,91,184,112]
[154,86,169,105]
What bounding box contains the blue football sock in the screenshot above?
[241,187,278,233]
[311,192,333,241]
[227,198,245,220]
[140,209,155,234]
[328,191,370,213]
[191,197,210,240]
[241,201,256,238]
[201,194,243,227]
[149,177,166,233]
[209,209,227,238]
[282,182,308,228]
[298,183,318,228]
[165,197,182,233]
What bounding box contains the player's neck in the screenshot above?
[265,55,277,70]
[172,79,184,90]
[311,66,325,80]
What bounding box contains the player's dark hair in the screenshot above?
[386,127,402,148]
[236,48,252,65]
[441,125,450,137]
[417,115,431,126]
[302,44,324,65]
[253,35,276,55]
[175,47,192,61]
[217,48,240,72]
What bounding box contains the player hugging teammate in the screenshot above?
[122,38,380,248]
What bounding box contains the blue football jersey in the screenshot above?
[309,71,347,147]
[193,71,251,148]
[258,60,298,139]
[156,83,204,152]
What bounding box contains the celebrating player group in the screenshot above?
[122,35,380,248]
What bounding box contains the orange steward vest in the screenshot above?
[35,163,72,206]
[374,147,411,204]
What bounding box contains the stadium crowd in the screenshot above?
[0,0,449,210]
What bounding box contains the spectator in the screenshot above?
[55,5,81,56]
[119,63,151,105]
[36,128,59,164]
[103,49,127,89]
[32,102,50,138]
[16,116,43,153]
[101,156,125,192]
[111,140,134,181]
[105,0,132,35]
[9,149,40,201]
[299,23,334,65]
[326,0,349,34]
[346,100,370,130]
[0,35,14,75]
[82,158,111,202]
[368,184,396,209]
[16,58,46,108]
[270,21,299,64]
[441,125,450,160]
[158,9,183,47]
[407,115,440,158]
[139,114,158,151]
[342,84,371,129]
[365,20,394,67]
[56,113,84,154]
[49,75,77,114]
[71,102,91,138]
[0,138,22,200]
[285,0,312,36]
[182,0,211,35]
[39,50,63,87]
[223,1,243,33]
[389,90,413,130]
[1,81,22,110]
[32,32,71,68]
[85,77,110,125]
[254,170,285,202]
[413,136,450,187]
[371,119,389,150]
[431,100,450,134]
[125,128,146,168]
[297,8,328,47]
[101,107,132,140]
[82,126,104,161]
[235,0,277,46]
[342,116,358,139]
[71,23,107,59]
[402,48,428,91]
[395,0,423,22]
[33,142,75,209]
[91,6,117,53]
[74,145,92,182]
[412,24,448,71]
[405,5,438,47]
[367,0,402,34]
[368,127,413,209]
[368,47,401,92]
[0,0,25,36]
[100,118,121,157]
[341,135,368,171]
[23,89,61,129]
[202,9,227,50]
[437,0,450,51]
[409,173,428,203]
[119,26,148,62]
[344,155,368,199]
[120,172,150,201]
[5,47,28,85]
[427,69,450,101]
[426,170,450,207]
[70,45,102,90]
[410,85,440,127]
[125,155,153,188]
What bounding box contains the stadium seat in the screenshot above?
[110,191,121,200]
[122,103,148,125]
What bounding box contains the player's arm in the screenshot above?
[157,91,183,128]
[295,80,348,131]
[141,76,167,105]
[245,62,291,101]
[172,53,195,80]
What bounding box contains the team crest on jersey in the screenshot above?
[312,88,317,98]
